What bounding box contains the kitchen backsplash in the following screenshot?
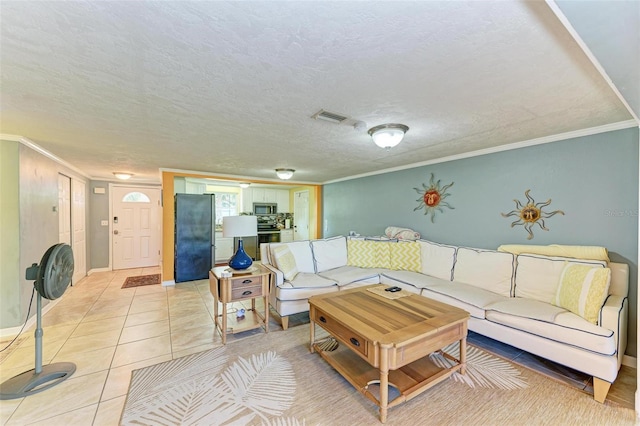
[239,212,293,229]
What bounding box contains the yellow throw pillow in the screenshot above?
[272,245,298,281]
[390,241,421,272]
[554,263,611,324]
[347,240,391,269]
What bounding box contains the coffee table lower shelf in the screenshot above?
[313,341,463,410]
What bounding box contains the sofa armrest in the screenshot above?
[600,295,628,361]
[262,263,284,287]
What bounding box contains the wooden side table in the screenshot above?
[209,264,271,344]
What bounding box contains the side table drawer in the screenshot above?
[231,275,262,288]
[231,284,263,300]
[313,308,368,357]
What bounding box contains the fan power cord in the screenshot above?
[0,287,35,352]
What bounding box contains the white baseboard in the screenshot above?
[162,280,176,287]
[87,267,111,275]
[0,298,61,339]
[622,354,637,369]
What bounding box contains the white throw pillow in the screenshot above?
[311,236,348,272]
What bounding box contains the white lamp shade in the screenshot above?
[222,215,257,238]
[368,124,409,149]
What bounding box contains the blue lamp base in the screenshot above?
[229,239,253,270]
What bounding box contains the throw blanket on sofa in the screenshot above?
[385,226,421,240]
[497,244,609,262]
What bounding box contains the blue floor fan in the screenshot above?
[0,243,76,399]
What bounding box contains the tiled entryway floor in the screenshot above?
[0,267,636,424]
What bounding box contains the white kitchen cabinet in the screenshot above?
[240,187,290,213]
[276,190,290,212]
[280,229,294,243]
[185,181,205,194]
[241,189,253,213]
[215,232,235,263]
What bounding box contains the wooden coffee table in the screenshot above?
[309,284,469,423]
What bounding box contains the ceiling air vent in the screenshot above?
[311,109,349,124]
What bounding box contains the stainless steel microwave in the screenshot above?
[253,203,277,215]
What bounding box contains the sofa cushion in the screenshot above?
[389,241,421,272]
[421,282,509,319]
[270,241,315,273]
[347,240,391,269]
[272,245,298,281]
[381,270,450,290]
[274,273,338,301]
[312,236,348,273]
[318,265,382,286]
[418,240,457,281]
[485,300,615,355]
[554,264,611,324]
[514,254,607,304]
[486,298,567,323]
[453,247,514,297]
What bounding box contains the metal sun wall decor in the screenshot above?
[414,173,454,223]
[501,189,565,240]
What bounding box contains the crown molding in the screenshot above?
[1,133,91,180]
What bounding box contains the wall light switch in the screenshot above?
[100,220,109,226]
[94,187,106,194]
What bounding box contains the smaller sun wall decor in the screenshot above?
[501,189,565,240]
[414,173,454,223]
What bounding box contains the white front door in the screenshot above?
[112,186,161,270]
[71,179,87,282]
[293,190,309,241]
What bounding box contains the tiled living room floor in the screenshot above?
[0,267,635,424]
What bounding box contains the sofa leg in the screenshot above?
[593,377,611,403]
[281,316,289,331]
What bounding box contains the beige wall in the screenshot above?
[1,140,90,330]
[0,140,21,327]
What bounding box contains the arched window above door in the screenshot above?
[122,192,151,203]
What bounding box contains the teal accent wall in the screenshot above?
[323,127,639,356]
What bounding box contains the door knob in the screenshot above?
[114,230,119,235]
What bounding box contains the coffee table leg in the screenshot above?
[309,318,315,353]
[379,345,389,423]
[460,336,467,375]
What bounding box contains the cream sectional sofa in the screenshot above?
[260,236,629,403]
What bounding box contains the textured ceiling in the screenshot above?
[0,1,633,184]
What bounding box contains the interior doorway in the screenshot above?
[293,190,309,241]
[58,174,71,246]
[111,186,162,270]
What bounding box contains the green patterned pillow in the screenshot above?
[554,263,611,324]
[272,245,298,281]
[347,240,391,269]
[390,241,421,272]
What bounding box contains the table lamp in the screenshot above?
[222,215,258,270]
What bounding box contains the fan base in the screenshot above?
[0,362,76,400]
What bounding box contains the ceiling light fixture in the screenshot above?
[275,168,295,180]
[367,123,409,150]
[239,183,251,188]
[113,172,133,180]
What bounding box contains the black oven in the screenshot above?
[258,231,280,245]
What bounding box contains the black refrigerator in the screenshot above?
[174,193,215,283]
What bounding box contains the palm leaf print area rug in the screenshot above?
[120,326,635,426]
